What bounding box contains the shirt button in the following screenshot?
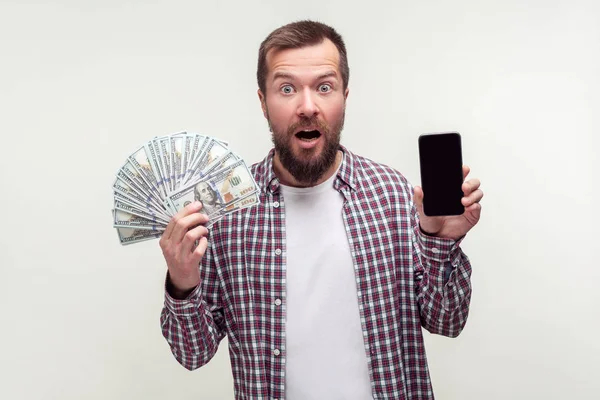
[431,247,440,254]
[274,298,282,306]
[273,201,280,208]
[273,349,280,356]
[275,248,282,256]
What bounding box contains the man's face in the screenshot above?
[258,38,349,185]
[195,182,216,205]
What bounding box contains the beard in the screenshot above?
[268,111,345,186]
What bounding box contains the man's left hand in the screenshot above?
[414,166,483,241]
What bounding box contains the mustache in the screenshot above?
[287,116,328,135]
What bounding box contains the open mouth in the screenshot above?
[295,129,322,141]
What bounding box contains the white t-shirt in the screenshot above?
[280,169,373,400]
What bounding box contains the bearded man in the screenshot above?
[158,19,484,400]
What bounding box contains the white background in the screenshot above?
[1,0,598,399]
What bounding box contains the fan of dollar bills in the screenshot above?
[112,132,260,245]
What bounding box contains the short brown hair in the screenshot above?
[257,20,349,96]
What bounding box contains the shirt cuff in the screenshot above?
[164,271,202,317]
[417,227,464,262]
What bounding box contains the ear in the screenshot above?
[257,89,268,119]
[344,87,349,100]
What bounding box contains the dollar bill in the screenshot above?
[143,140,168,199]
[118,161,165,211]
[112,209,166,230]
[113,191,171,221]
[170,133,184,191]
[114,199,170,225]
[150,137,169,195]
[116,226,163,245]
[183,135,211,183]
[114,171,171,221]
[113,176,153,209]
[187,133,207,171]
[181,134,194,188]
[169,159,257,215]
[204,158,258,205]
[167,182,216,216]
[194,139,230,179]
[200,151,240,181]
[128,145,165,205]
[158,136,173,193]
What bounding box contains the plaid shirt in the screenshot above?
[160,146,473,400]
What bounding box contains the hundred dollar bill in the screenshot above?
[118,161,164,211]
[205,158,258,205]
[114,172,170,219]
[150,136,170,195]
[113,176,153,209]
[180,133,196,193]
[116,226,162,245]
[143,140,168,199]
[195,139,230,179]
[128,145,164,204]
[187,133,207,170]
[200,151,240,181]
[156,136,171,193]
[170,191,258,230]
[114,199,170,225]
[167,181,221,217]
[112,209,166,230]
[170,133,185,192]
[183,137,228,184]
[169,159,258,215]
[183,135,211,183]
[113,191,171,221]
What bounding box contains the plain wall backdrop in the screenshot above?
[1,0,598,399]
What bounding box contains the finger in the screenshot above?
[180,224,209,256]
[462,178,481,195]
[463,165,470,181]
[465,202,482,221]
[462,189,484,206]
[171,210,210,245]
[190,236,209,265]
[164,201,204,240]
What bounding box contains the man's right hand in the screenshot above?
[159,201,210,299]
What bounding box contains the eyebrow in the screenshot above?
[272,70,339,82]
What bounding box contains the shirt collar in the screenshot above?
[256,145,358,196]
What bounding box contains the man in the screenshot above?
[159,20,483,399]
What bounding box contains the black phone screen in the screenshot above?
[418,132,464,216]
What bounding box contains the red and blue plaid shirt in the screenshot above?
[160,146,473,399]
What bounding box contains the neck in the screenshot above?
[273,150,342,188]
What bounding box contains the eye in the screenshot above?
[281,85,294,94]
[319,84,332,93]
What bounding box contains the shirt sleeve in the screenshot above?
[411,202,473,338]
[159,238,227,370]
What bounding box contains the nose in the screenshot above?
[297,88,318,119]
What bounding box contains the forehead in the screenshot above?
[265,38,341,81]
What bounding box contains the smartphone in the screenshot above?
[418,132,464,216]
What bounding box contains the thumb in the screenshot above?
[413,185,425,212]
